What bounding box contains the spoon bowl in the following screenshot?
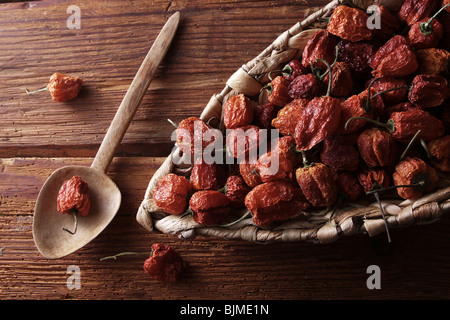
[33,166,121,259]
[32,12,180,259]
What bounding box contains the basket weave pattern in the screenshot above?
[136,0,450,243]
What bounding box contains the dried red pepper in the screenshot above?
[336,40,378,77]
[339,86,383,134]
[57,176,91,235]
[190,159,228,191]
[175,117,212,156]
[370,5,401,40]
[265,75,292,106]
[301,30,338,70]
[281,59,308,81]
[153,173,192,215]
[323,61,353,97]
[428,135,450,172]
[253,103,281,130]
[408,74,449,108]
[239,158,262,188]
[336,172,363,202]
[392,157,439,200]
[288,73,323,100]
[415,48,450,75]
[244,180,310,227]
[408,18,444,50]
[223,93,253,129]
[255,148,295,183]
[320,135,360,172]
[143,243,186,282]
[357,128,398,168]
[345,109,445,144]
[398,0,439,26]
[327,5,373,42]
[271,98,309,136]
[223,175,251,208]
[27,72,83,102]
[369,35,418,78]
[100,244,186,282]
[295,159,338,208]
[357,168,390,193]
[189,190,230,225]
[294,60,341,151]
[226,125,261,160]
[367,77,409,105]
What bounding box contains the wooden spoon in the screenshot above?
[32,12,180,259]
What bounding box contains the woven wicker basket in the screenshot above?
[136,0,450,243]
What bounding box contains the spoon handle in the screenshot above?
[91,12,180,173]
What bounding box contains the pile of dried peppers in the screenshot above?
[152,1,450,242]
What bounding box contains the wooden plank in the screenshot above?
[0,0,330,158]
[1,157,450,299]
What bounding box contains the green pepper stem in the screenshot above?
[100,251,151,261]
[420,4,450,35]
[365,181,426,196]
[373,192,392,243]
[62,209,79,235]
[315,58,333,96]
[363,77,382,113]
[400,129,421,161]
[167,119,179,128]
[315,46,339,81]
[371,86,409,99]
[344,116,395,133]
[25,87,48,94]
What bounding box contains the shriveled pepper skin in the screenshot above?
[337,172,363,202]
[392,157,439,200]
[327,5,373,42]
[226,125,260,160]
[408,18,444,50]
[415,48,450,75]
[358,168,390,193]
[295,163,338,208]
[320,135,360,172]
[288,74,323,100]
[224,175,251,208]
[389,109,445,144]
[408,74,449,108]
[143,243,186,282]
[239,158,262,188]
[47,72,83,102]
[256,149,294,183]
[294,96,342,151]
[272,98,309,136]
[175,117,212,156]
[428,135,450,173]
[253,103,281,130]
[369,35,418,78]
[323,62,354,97]
[301,30,338,70]
[398,0,439,26]
[337,40,378,77]
[357,128,398,168]
[223,94,253,129]
[190,160,228,191]
[244,180,309,227]
[282,59,308,81]
[189,190,230,225]
[267,75,292,106]
[57,176,90,216]
[368,77,408,105]
[153,173,192,215]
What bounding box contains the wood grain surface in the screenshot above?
[1,0,450,302]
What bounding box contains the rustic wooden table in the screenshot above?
[1,0,449,303]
